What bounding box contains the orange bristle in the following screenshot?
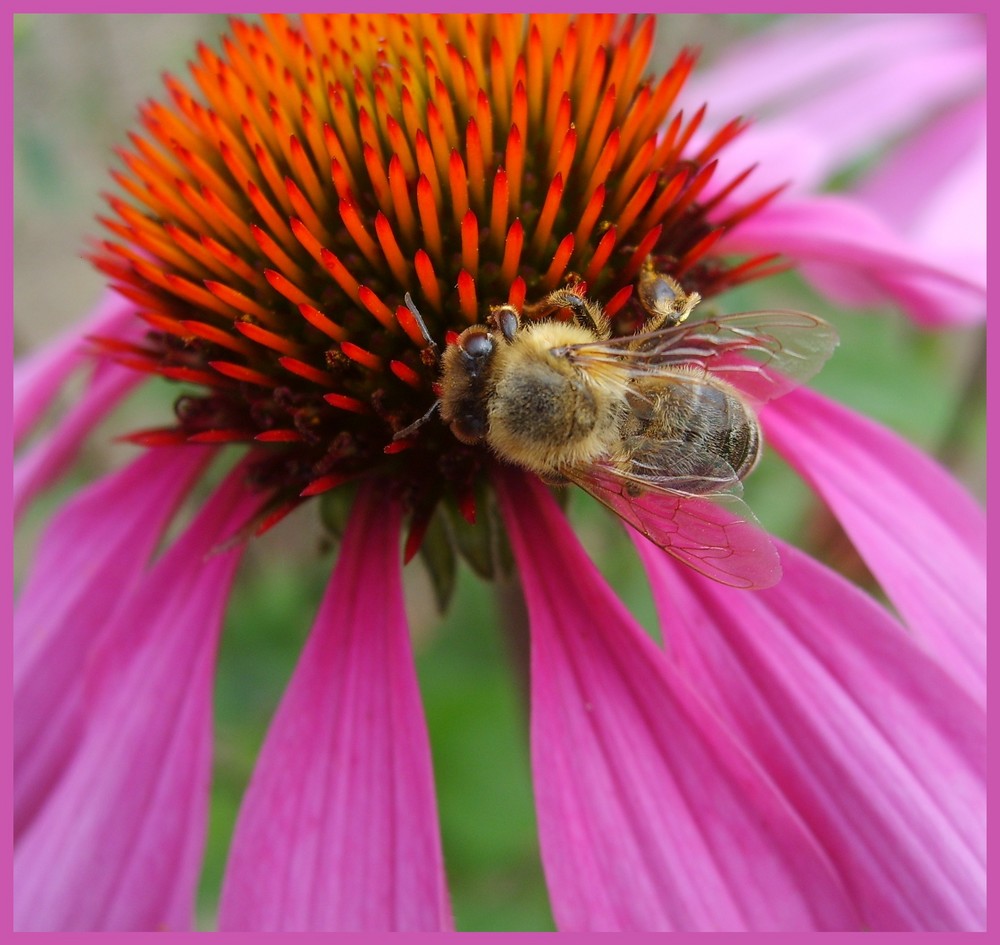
[264,269,320,309]
[340,341,384,371]
[338,199,382,268]
[413,250,443,313]
[461,210,480,276]
[208,361,278,387]
[300,473,352,497]
[319,248,360,300]
[374,212,412,285]
[358,285,397,330]
[251,224,310,286]
[255,429,304,442]
[508,276,527,311]
[505,124,524,210]
[583,226,617,284]
[457,270,478,323]
[387,154,418,245]
[465,118,486,213]
[415,176,444,264]
[278,356,337,386]
[531,173,564,254]
[324,392,370,414]
[236,319,306,357]
[500,219,525,287]
[542,233,575,290]
[390,360,424,389]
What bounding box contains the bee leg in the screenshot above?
[487,304,520,343]
[635,263,701,331]
[392,399,440,440]
[528,288,611,339]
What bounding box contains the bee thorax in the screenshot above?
[487,357,621,475]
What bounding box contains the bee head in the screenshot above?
[456,326,496,368]
[439,326,498,445]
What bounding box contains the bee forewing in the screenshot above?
[566,461,782,589]
[564,310,838,406]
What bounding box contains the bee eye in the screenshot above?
[460,331,493,359]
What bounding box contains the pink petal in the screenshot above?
[856,95,986,288]
[721,196,986,326]
[14,468,258,931]
[495,469,858,931]
[13,362,145,523]
[686,15,985,327]
[14,291,137,448]
[14,446,214,840]
[688,15,984,184]
[633,536,986,930]
[218,483,451,931]
[762,388,985,704]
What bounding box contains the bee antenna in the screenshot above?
[392,399,440,441]
[404,292,438,353]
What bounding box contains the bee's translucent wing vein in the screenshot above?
[561,309,838,406]
[564,457,781,589]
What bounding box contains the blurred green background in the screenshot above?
[14,14,986,933]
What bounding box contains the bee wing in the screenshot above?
[561,310,838,406]
[565,441,782,589]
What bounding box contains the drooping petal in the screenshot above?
[14,467,258,932]
[13,291,137,448]
[14,445,214,840]
[218,482,451,931]
[495,469,858,931]
[13,362,145,523]
[762,387,985,704]
[633,536,986,930]
[719,196,985,326]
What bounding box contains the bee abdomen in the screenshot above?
[686,383,760,479]
[700,385,760,479]
[629,377,761,480]
[722,411,761,479]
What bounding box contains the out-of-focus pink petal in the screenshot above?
[14,446,214,840]
[495,470,858,931]
[13,363,145,523]
[763,388,985,704]
[688,14,985,327]
[720,196,985,326]
[856,95,986,288]
[13,292,137,448]
[634,536,986,930]
[218,483,451,932]
[688,14,984,184]
[14,468,258,932]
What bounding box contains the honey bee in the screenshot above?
[404,268,837,589]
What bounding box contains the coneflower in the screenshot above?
[89,14,783,539]
[14,13,985,932]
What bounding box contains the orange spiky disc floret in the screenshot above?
[92,13,782,530]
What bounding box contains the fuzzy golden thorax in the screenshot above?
[471,321,628,476]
